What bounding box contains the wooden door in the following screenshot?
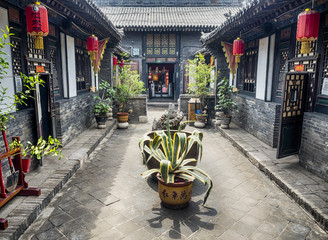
[277,73,308,158]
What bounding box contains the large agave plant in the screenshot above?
[139,122,213,205]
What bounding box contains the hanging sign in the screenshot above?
[295,65,304,72]
[322,78,328,96]
[36,66,45,73]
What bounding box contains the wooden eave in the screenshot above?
[40,0,122,47]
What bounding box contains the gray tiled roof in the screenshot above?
[101,7,241,31]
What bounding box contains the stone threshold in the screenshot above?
[212,121,328,232]
[0,120,117,240]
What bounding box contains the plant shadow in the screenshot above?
[147,200,217,239]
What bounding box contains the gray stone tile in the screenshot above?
[35,228,65,240]
[48,212,73,227]
[115,220,143,236]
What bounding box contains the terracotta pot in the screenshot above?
[157,174,193,209]
[117,112,129,123]
[22,156,31,173]
[143,130,199,179]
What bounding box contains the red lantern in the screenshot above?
[119,59,124,67]
[296,9,320,54]
[233,38,245,63]
[26,2,49,50]
[87,35,98,61]
[148,72,152,80]
[113,56,118,66]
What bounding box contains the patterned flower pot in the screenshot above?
[196,114,207,123]
[157,174,193,209]
[117,112,129,123]
[221,116,232,129]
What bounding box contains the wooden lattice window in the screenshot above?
[145,33,176,56]
[75,45,91,91]
[239,40,258,93]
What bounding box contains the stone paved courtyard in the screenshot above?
[20,109,328,240]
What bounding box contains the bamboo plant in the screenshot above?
[139,117,213,205]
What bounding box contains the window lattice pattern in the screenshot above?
[11,39,22,76]
[239,40,258,93]
[295,40,317,57]
[49,39,60,97]
[276,43,290,97]
[145,33,176,56]
[75,48,91,91]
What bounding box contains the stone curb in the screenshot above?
[0,120,117,240]
[212,120,328,232]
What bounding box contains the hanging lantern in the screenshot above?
[87,35,98,61]
[113,56,118,66]
[233,37,244,63]
[119,59,124,67]
[26,2,49,50]
[148,72,152,80]
[296,9,320,54]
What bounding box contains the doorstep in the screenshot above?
[213,121,328,232]
[0,120,117,240]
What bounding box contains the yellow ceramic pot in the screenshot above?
[157,174,193,209]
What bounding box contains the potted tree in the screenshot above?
[216,77,238,129]
[140,117,212,209]
[115,61,145,129]
[93,80,115,129]
[186,53,217,128]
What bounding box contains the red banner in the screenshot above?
[92,39,108,74]
[221,42,237,74]
[295,65,305,72]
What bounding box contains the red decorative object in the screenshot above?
[113,56,118,66]
[296,9,320,54]
[148,72,152,80]
[22,156,31,173]
[26,2,49,50]
[233,37,245,63]
[210,56,215,66]
[295,65,305,72]
[87,35,98,61]
[120,59,124,67]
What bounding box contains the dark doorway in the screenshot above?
[277,73,308,158]
[148,63,175,99]
[37,75,51,140]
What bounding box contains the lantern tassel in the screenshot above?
[34,36,44,50]
[235,55,241,63]
[89,52,96,61]
[301,41,310,54]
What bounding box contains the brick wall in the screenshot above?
[233,95,281,147]
[113,94,148,122]
[0,109,37,175]
[55,93,95,146]
[299,112,328,181]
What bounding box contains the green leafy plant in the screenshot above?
[139,115,213,205]
[115,61,145,113]
[186,53,217,112]
[0,26,62,161]
[215,77,238,116]
[93,80,115,116]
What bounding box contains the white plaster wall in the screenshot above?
[266,34,276,101]
[66,35,77,98]
[60,32,68,98]
[0,7,15,111]
[255,37,269,100]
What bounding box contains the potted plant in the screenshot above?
[140,117,212,209]
[215,77,238,129]
[115,60,145,128]
[186,53,217,128]
[93,80,115,129]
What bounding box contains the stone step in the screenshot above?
[147,102,178,109]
